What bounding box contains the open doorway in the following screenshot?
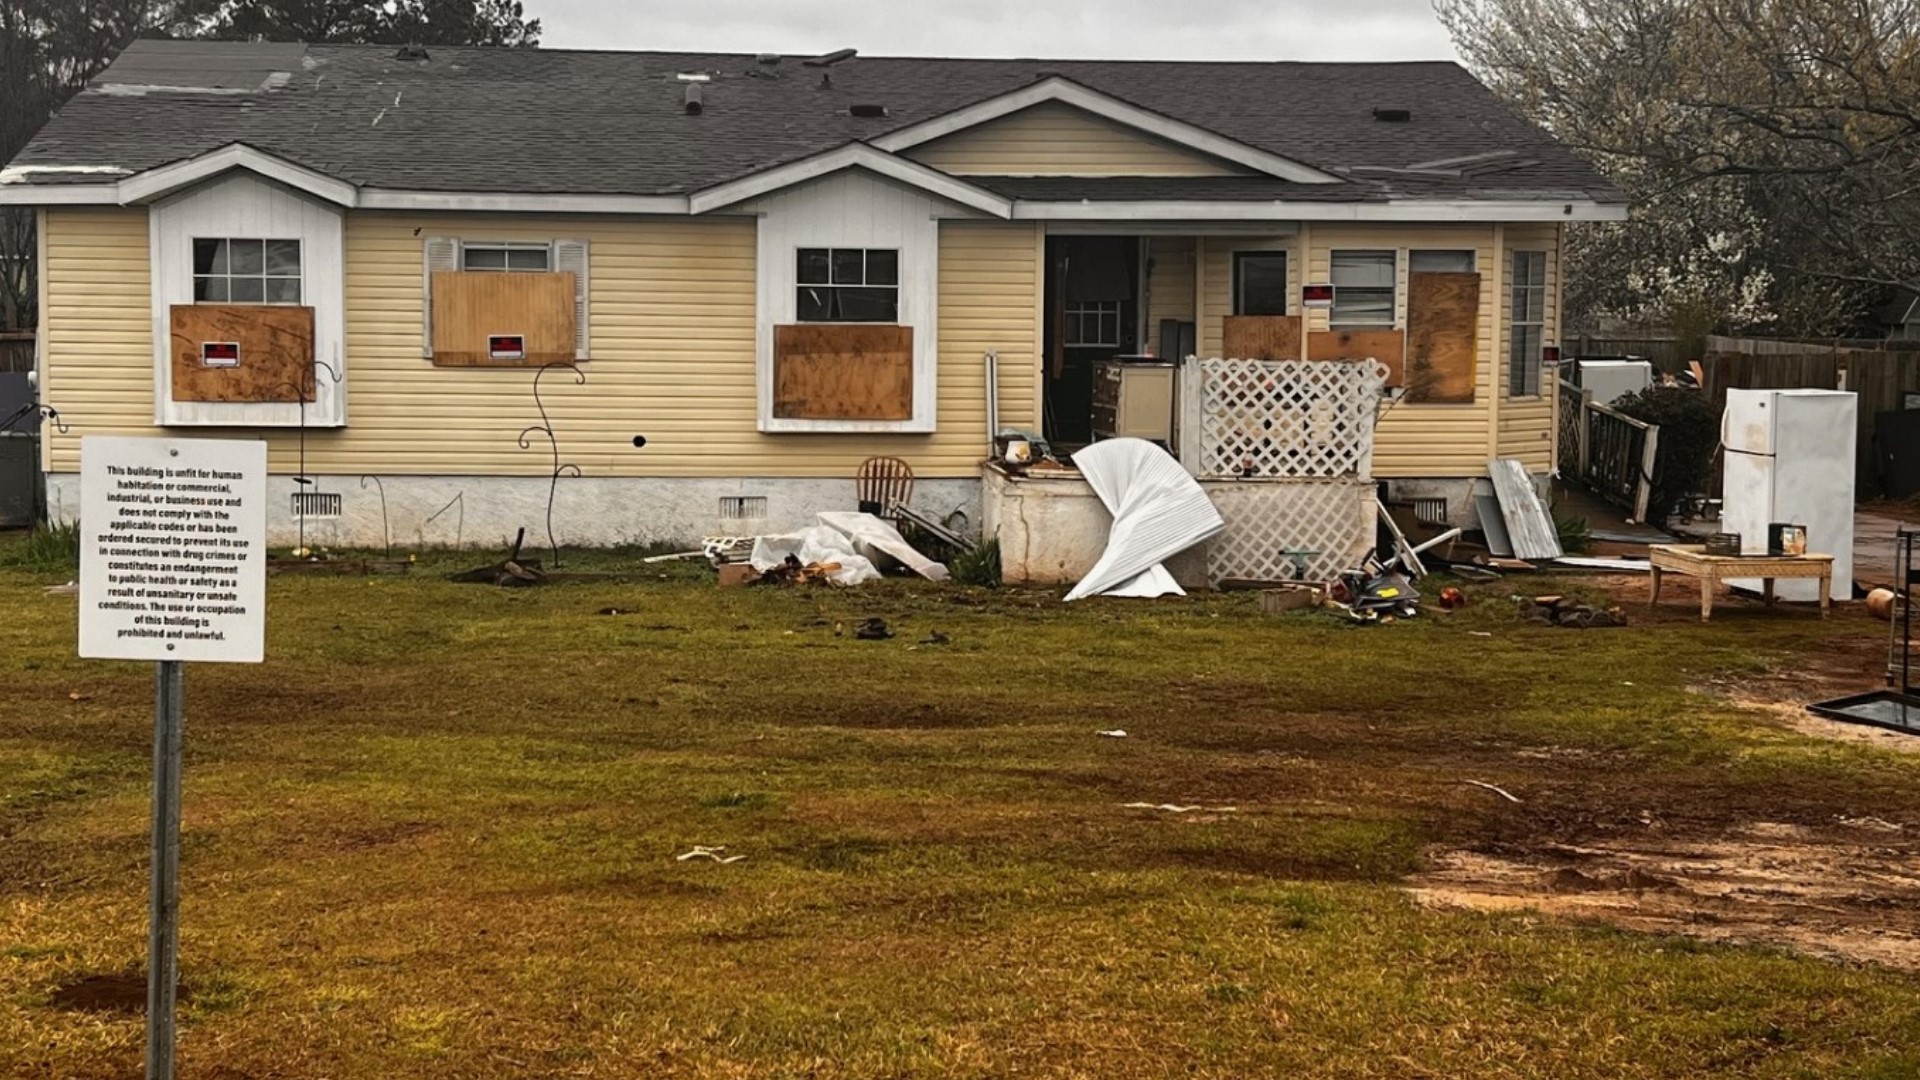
[1043,235,1140,448]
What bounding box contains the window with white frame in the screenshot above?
[1063,300,1123,347]
[1508,250,1548,396]
[192,238,302,303]
[1233,251,1289,316]
[797,247,899,322]
[1331,249,1396,327]
[1409,249,1476,273]
[461,241,552,272]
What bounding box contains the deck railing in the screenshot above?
[1558,381,1660,523]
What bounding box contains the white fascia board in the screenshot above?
[0,183,122,205]
[869,76,1342,186]
[358,189,693,214]
[116,144,359,207]
[1011,198,1629,222]
[690,144,1013,217]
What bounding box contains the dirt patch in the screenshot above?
[1411,820,1920,970]
[48,972,188,1014]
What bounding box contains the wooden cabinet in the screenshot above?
[1091,359,1176,444]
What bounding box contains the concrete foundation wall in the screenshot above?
[45,473,982,550]
[982,465,1207,588]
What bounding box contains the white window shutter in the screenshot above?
[554,239,590,359]
[422,236,460,358]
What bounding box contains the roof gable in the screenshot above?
[900,101,1250,178]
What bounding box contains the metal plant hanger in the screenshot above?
[2,401,69,435]
[517,361,584,568]
[277,356,342,555]
[358,475,391,558]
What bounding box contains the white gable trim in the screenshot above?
[117,144,360,207]
[870,77,1342,186]
[690,143,1012,217]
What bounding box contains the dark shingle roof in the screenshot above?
[7,40,1623,204]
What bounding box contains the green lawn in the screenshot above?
[3,546,1919,1078]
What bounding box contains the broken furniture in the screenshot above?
[1648,543,1833,622]
[855,455,915,520]
[1810,529,1920,735]
[1091,357,1176,445]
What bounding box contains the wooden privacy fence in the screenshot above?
[1558,380,1658,522]
[1697,335,1920,497]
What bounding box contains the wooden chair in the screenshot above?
[856,456,915,519]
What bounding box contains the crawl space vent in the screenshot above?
[291,491,343,519]
[719,496,768,520]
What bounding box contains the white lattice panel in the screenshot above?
[1181,358,1388,480]
[1204,480,1377,586]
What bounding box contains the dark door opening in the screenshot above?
[1044,235,1139,448]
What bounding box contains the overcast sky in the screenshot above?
[533,0,1461,63]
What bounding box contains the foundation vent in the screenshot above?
[291,491,343,519]
[719,496,768,521]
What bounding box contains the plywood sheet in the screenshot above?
[168,304,315,403]
[774,324,914,420]
[1489,457,1563,559]
[1308,329,1406,384]
[1222,315,1303,361]
[431,271,577,367]
[1405,271,1479,404]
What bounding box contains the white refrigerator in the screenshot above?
[1721,389,1856,601]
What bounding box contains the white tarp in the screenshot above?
[748,512,950,587]
[1065,438,1226,601]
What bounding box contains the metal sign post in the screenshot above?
[148,660,184,1080]
[77,435,268,1080]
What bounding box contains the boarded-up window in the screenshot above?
[1405,271,1480,404]
[1509,251,1548,396]
[169,304,315,402]
[1223,315,1303,361]
[773,324,913,420]
[428,271,578,367]
[1307,329,1406,384]
[422,237,589,361]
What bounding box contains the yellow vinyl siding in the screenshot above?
[1498,223,1561,471]
[905,102,1247,177]
[41,208,153,472]
[41,210,1037,480]
[1198,235,1301,358]
[1143,237,1196,348]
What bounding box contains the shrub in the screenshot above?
[1612,385,1720,528]
[949,538,1002,588]
[0,519,81,575]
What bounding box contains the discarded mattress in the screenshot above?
[749,512,950,587]
[1064,438,1226,601]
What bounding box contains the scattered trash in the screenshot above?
[1438,587,1467,609]
[1462,780,1522,804]
[716,563,762,588]
[748,513,950,587]
[917,630,951,646]
[816,511,952,582]
[1468,631,1494,637]
[1328,557,1420,622]
[67,691,90,702]
[1868,588,1898,620]
[449,528,547,587]
[1257,584,1325,614]
[676,846,746,864]
[1065,439,1226,601]
[596,607,635,616]
[751,554,844,587]
[1523,594,1627,628]
[641,549,706,564]
[1097,729,1129,738]
[853,618,893,640]
[1451,565,1503,582]
[1122,802,1239,813]
[1553,556,1653,572]
[43,580,76,595]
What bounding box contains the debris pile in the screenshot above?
[1523,594,1628,628]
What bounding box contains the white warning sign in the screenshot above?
[78,436,268,663]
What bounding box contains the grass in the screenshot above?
[2,540,1920,1078]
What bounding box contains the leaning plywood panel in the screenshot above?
[1308,329,1406,385]
[1405,271,1478,404]
[773,325,915,420]
[430,271,577,367]
[1222,315,1303,361]
[1489,457,1562,559]
[168,305,314,402]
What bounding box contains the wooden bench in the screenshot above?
[1648,543,1833,622]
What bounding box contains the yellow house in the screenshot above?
[2,41,1624,549]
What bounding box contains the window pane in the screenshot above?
[265,277,302,303]
[865,249,898,286]
[1410,249,1475,273]
[463,247,507,271]
[1333,287,1395,326]
[229,277,265,303]
[193,239,227,275]
[227,239,264,275]
[1236,253,1288,316]
[1331,250,1395,288]
[834,286,897,322]
[265,239,302,275]
[797,249,831,284]
[831,249,866,285]
[193,276,227,302]
[797,286,832,322]
[507,247,550,271]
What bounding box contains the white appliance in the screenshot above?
[1721,389,1856,601]
[1575,359,1653,405]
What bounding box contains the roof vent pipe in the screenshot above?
[805,47,858,67]
[756,53,781,65]
[684,83,704,115]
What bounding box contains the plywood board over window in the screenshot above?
[1222,315,1303,361]
[773,324,914,421]
[168,304,315,403]
[1404,271,1480,404]
[429,271,577,367]
[1308,328,1406,384]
